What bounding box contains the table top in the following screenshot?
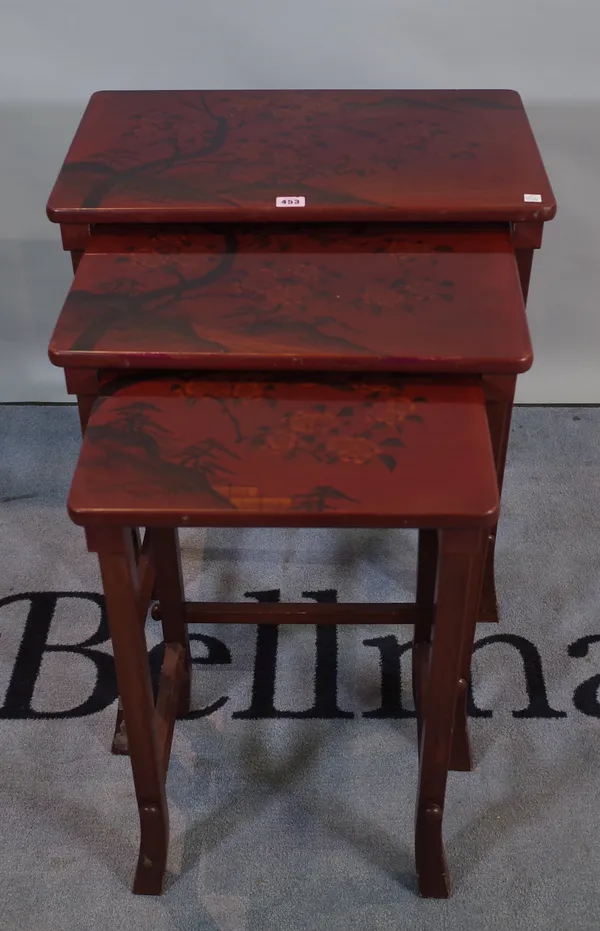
[47,89,556,225]
[68,378,498,529]
[49,226,531,375]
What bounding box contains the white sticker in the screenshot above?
[524,194,542,203]
[276,196,306,207]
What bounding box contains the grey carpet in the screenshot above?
[1,404,600,931]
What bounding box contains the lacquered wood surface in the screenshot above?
[49,227,531,374]
[47,90,556,224]
[68,378,498,529]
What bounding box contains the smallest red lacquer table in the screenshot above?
[68,375,498,897]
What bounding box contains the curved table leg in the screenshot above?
[480,375,516,622]
[96,528,169,895]
[415,529,481,898]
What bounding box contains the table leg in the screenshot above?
[76,394,96,433]
[70,251,83,272]
[449,530,488,772]
[479,374,516,622]
[413,529,438,739]
[110,525,147,757]
[415,529,480,898]
[150,529,192,718]
[96,528,169,895]
[516,248,534,303]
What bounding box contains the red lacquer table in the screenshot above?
[47,89,556,897]
[68,375,499,896]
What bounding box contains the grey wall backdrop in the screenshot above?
[1,1,598,402]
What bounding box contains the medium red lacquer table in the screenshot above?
[47,89,556,621]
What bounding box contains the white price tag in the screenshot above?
[276,196,306,207]
[524,194,542,203]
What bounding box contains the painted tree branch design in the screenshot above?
[86,385,428,514]
[67,235,239,353]
[87,401,235,508]
[63,93,231,209]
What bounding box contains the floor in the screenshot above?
[1,404,600,930]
